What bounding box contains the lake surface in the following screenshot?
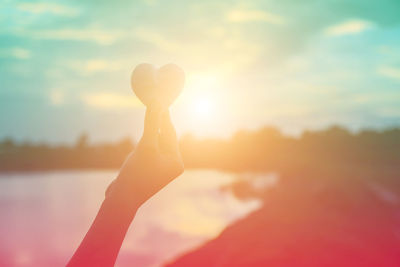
[0,170,263,267]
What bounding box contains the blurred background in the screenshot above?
[0,0,399,266]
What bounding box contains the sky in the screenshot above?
[1,0,400,144]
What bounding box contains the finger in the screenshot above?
[105,179,116,198]
[159,110,180,156]
[140,103,163,148]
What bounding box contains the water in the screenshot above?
[0,170,262,267]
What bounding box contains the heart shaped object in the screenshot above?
[131,63,185,107]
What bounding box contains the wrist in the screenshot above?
[106,179,143,212]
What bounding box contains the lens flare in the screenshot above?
[194,97,213,118]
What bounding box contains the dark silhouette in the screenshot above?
[67,105,184,266]
[166,127,400,267]
[1,123,399,266]
[1,126,399,178]
[68,124,400,266]
[0,134,135,171]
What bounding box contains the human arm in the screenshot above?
[67,106,184,267]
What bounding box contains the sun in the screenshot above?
[176,72,226,128]
[184,73,220,119]
[194,97,214,118]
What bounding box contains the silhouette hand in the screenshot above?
[105,105,184,208]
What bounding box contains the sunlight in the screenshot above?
[184,73,221,121]
[173,71,232,137]
[194,97,214,118]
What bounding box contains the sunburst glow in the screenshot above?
[194,97,214,118]
[183,73,222,121]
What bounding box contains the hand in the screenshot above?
[106,105,184,208]
[67,105,184,267]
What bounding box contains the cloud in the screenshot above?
[134,28,180,52]
[325,19,374,36]
[142,0,158,7]
[133,27,262,72]
[16,2,80,17]
[49,90,65,106]
[377,66,400,82]
[66,59,124,75]
[0,47,31,59]
[377,107,400,117]
[22,28,121,45]
[81,92,141,109]
[226,8,285,25]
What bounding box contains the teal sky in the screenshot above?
[1,0,400,144]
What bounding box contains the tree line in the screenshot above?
[0,126,399,182]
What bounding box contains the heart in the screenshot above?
[131,63,185,107]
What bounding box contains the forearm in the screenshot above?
[67,192,139,267]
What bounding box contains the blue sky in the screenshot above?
[1,0,400,144]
